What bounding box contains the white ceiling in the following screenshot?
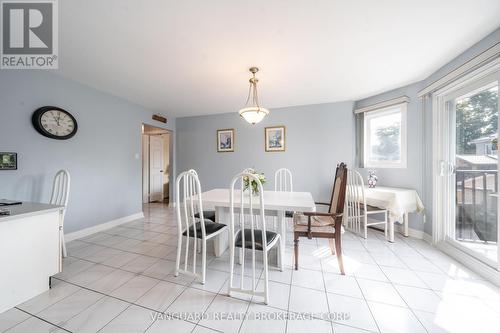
[57,0,500,117]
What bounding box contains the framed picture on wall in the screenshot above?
[217,129,234,152]
[265,126,285,152]
[0,152,17,170]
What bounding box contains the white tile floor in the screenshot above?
[2,203,500,333]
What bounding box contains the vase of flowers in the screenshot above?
[243,170,266,195]
[367,170,378,188]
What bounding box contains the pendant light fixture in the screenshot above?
[238,67,269,124]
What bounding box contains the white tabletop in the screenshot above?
[0,202,64,223]
[199,189,316,212]
[363,186,424,221]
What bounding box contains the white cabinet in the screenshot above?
[0,203,63,313]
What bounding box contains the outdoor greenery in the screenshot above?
[375,125,400,160]
[456,88,498,154]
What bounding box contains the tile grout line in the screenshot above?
[52,276,201,329]
[13,307,73,333]
[355,234,429,333]
[318,248,337,333]
[57,208,496,332]
[70,236,269,282]
[283,257,295,333]
[387,234,447,304]
[15,287,107,333]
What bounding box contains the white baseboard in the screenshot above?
[393,225,426,239]
[371,224,427,240]
[65,212,144,242]
[422,232,433,244]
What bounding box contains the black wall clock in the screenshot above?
[32,106,78,140]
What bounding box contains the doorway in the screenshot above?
[142,124,172,205]
[433,62,500,270]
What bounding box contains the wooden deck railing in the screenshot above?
[456,169,498,243]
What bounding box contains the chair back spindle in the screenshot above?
[274,168,293,192]
[175,170,205,278]
[345,170,388,238]
[50,169,70,257]
[346,170,366,231]
[328,163,348,216]
[229,172,267,298]
[50,170,70,207]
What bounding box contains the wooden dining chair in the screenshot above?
[174,170,228,284]
[50,170,70,258]
[293,163,348,274]
[228,171,283,305]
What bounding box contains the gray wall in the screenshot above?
[176,102,355,203]
[355,27,500,235]
[0,71,174,234]
[354,82,426,232]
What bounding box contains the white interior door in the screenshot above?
[142,135,149,204]
[149,135,164,202]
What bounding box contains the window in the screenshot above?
[363,103,407,168]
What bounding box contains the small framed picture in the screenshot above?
[217,129,234,152]
[265,126,286,152]
[0,152,17,170]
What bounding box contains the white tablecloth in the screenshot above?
[364,186,425,223]
[198,189,316,259]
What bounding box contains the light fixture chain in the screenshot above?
[237,66,269,124]
[244,81,252,106]
[253,80,260,110]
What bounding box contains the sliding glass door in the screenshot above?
[452,79,498,264]
[440,70,500,267]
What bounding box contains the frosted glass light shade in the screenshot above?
[238,106,269,124]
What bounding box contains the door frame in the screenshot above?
[141,123,173,204]
[432,58,500,276]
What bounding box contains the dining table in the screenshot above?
[363,185,425,241]
[198,188,316,265]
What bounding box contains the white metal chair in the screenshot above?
[274,168,294,230]
[175,170,228,284]
[228,172,283,305]
[345,170,388,239]
[50,170,70,258]
[190,170,216,222]
[274,168,293,192]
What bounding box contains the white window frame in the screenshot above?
[363,103,407,168]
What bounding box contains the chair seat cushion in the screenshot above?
[183,220,226,238]
[293,214,345,234]
[294,213,335,227]
[194,210,216,221]
[235,229,278,251]
[293,223,345,234]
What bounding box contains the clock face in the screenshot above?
[32,107,78,140]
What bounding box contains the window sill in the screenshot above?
[364,164,407,169]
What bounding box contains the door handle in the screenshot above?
[160,170,164,173]
[439,161,455,176]
[449,163,456,175]
[439,161,446,176]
